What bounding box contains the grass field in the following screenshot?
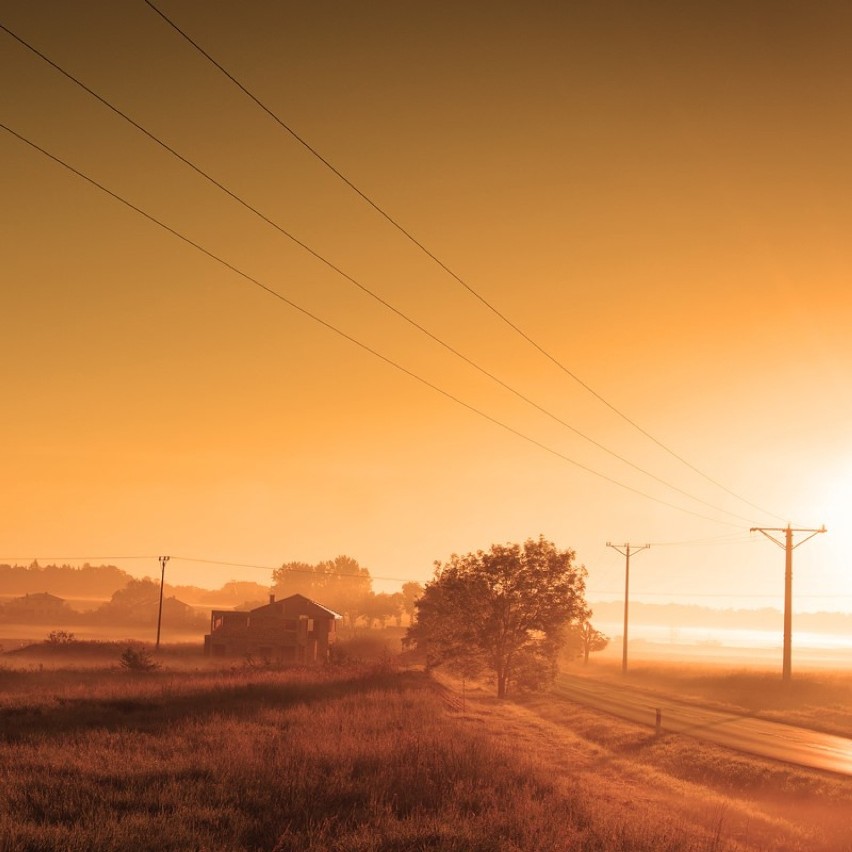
[564,657,852,736]
[1,642,850,850]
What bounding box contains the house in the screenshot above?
[204,593,341,662]
[1,592,74,622]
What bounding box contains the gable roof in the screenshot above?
[11,592,67,605]
[250,593,342,620]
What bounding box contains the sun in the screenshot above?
[801,458,852,612]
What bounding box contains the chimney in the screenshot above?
[269,593,275,605]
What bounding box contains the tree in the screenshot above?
[400,581,424,625]
[361,592,402,629]
[406,536,588,698]
[271,555,372,629]
[569,620,609,665]
[119,645,159,672]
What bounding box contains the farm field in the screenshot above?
[0,644,850,850]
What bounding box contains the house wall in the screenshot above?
[204,596,338,662]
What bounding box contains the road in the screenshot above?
[554,676,852,776]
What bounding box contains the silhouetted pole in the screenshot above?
[750,525,826,682]
[606,542,650,674]
[156,555,170,650]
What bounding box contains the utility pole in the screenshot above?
[606,542,650,674]
[750,525,826,682]
[156,555,170,650]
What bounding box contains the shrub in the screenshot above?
[119,646,159,672]
[46,630,76,644]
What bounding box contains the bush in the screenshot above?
[46,630,76,644]
[119,646,159,672]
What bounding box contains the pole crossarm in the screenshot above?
[606,542,650,558]
[749,525,826,681]
[606,542,650,674]
[750,526,826,548]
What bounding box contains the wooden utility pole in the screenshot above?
[156,555,170,650]
[606,542,650,674]
[750,525,826,681]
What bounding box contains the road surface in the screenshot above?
[555,676,852,776]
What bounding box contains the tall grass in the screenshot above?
[0,660,720,851]
[565,658,852,737]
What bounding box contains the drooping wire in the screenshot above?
[1,120,744,528]
[140,0,788,525]
[171,557,415,585]
[0,22,761,526]
[0,555,158,562]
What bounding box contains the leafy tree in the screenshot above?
[271,555,372,629]
[361,592,402,629]
[568,620,609,665]
[46,630,76,644]
[400,581,424,624]
[406,536,588,698]
[389,592,405,627]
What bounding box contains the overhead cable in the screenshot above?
[1,120,744,529]
[0,22,761,526]
[140,0,788,525]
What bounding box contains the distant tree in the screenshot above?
[400,581,424,624]
[95,579,204,629]
[272,555,372,629]
[406,536,588,698]
[46,630,76,644]
[361,592,402,629]
[568,620,609,665]
[389,592,405,627]
[109,578,160,608]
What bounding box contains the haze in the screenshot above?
[1,0,850,621]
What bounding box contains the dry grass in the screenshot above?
[2,642,850,850]
[565,658,852,737]
[0,649,723,852]
[442,671,852,852]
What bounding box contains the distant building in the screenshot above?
[204,593,341,663]
[1,592,74,622]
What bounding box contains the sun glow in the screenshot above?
[801,458,852,612]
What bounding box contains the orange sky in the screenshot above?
[1,1,851,616]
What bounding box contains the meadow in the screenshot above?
[0,641,850,851]
[564,656,852,736]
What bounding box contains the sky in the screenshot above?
[1,1,851,616]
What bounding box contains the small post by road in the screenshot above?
[655,708,662,736]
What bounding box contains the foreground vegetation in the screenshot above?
[1,643,850,850]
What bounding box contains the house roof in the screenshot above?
[251,593,342,620]
[13,592,66,604]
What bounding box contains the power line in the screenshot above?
[586,591,852,600]
[644,533,757,547]
[1,121,744,528]
[0,555,157,562]
[0,22,759,527]
[171,557,416,585]
[0,553,421,585]
[141,0,788,525]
